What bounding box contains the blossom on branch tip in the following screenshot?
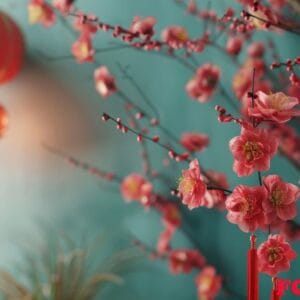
[257,234,296,277]
[226,185,267,232]
[178,159,207,209]
[262,175,299,225]
[73,12,98,34]
[53,0,74,15]
[130,16,156,38]
[28,0,56,27]
[195,266,222,300]
[161,26,189,48]
[180,132,209,153]
[229,127,278,176]
[248,91,300,123]
[186,64,220,102]
[226,36,243,56]
[247,41,265,58]
[94,66,117,98]
[71,34,95,63]
[240,81,272,118]
[169,249,206,274]
[121,173,152,205]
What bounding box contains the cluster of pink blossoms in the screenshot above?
[119,170,222,299]
[257,234,296,277]
[186,64,221,103]
[27,0,300,298]
[178,78,299,279]
[226,176,299,232]
[178,159,229,210]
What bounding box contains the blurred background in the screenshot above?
[0,0,299,299]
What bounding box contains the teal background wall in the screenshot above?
[0,0,299,299]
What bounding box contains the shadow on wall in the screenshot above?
[0,58,102,157]
[0,58,109,269]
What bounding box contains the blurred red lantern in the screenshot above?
[0,11,25,84]
[0,105,8,137]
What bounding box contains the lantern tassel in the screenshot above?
[271,278,281,300]
[247,234,259,300]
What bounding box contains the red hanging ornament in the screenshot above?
[271,278,281,300]
[248,234,259,300]
[0,11,25,84]
[0,104,8,137]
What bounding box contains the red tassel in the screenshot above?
[271,278,281,300]
[248,234,259,300]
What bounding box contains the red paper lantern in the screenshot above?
[0,104,8,137]
[0,11,25,84]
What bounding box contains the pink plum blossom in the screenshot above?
[262,175,299,225]
[226,185,267,232]
[180,132,209,153]
[248,91,300,123]
[186,64,220,102]
[73,12,98,34]
[53,0,73,14]
[71,34,95,63]
[247,42,265,58]
[130,16,156,38]
[121,173,152,204]
[94,66,117,98]
[161,26,189,48]
[178,159,207,209]
[226,36,243,56]
[229,127,278,176]
[196,266,222,300]
[28,0,56,27]
[257,234,296,277]
[240,81,272,118]
[169,249,206,274]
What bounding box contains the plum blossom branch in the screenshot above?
[101,113,189,163]
[123,104,153,177]
[42,143,121,182]
[242,10,300,36]
[249,69,263,187]
[270,56,300,71]
[102,112,233,191]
